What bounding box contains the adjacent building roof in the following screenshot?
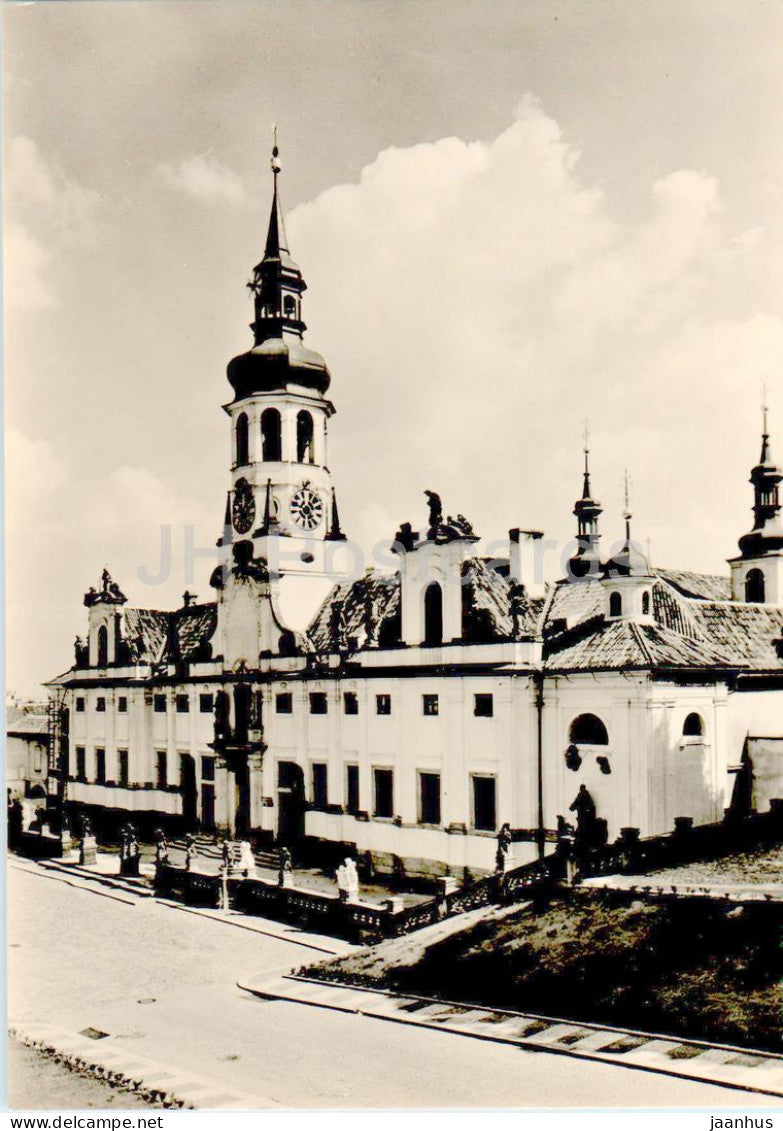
[655,568,732,603]
[689,601,783,672]
[7,714,50,739]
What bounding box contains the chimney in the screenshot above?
[509,529,546,599]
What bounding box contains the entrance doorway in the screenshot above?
[276,761,305,845]
[180,754,198,830]
[201,783,216,831]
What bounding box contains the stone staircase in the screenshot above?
[170,834,280,874]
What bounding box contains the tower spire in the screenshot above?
[264,125,289,260]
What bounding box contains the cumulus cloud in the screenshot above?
[4,223,56,312]
[286,97,782,574]
[157,152,248,206]
[6,425,218,695]
[4,136,101,310]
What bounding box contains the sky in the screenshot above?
[4,0,783,697]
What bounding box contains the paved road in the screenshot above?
[6,862,772,1110]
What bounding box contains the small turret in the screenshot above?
[568,426,602,579]
[729,397,783,604]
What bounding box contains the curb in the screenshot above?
[240,974,783,1099]
[9,1023,270,1111]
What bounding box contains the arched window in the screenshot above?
[283,294,296,319]
[423,582,443,646]
[235,412,249,467]
[96,624,108,668]
[642,590,651,615]
[297,410,315,464]
[569,713,609,746]
[745,568,765,604]
[261,408,282,462]
[609,591,622,617]
[683,712,705,738]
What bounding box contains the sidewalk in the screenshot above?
[240,973,783,1099]
[10,855,356,955]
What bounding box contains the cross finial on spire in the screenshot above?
[762,377,769,436]
[271,124,280,174]
[623,469,632,542]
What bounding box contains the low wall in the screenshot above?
[153,854,561,940]
[13,831,65,860]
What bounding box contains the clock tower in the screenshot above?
[221,139,345,621]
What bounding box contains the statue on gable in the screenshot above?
[424,490,443,538]
[509,582,527,639]
[364,588,382,648]
[330,601,348,653]
[102,569,127,603]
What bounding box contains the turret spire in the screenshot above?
[603,468,650,578]
[737,394,783,559]
[567,420,603,579]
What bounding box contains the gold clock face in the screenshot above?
[290,486,323,531]
[232,478,255,534]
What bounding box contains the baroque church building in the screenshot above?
[48,146,783,879]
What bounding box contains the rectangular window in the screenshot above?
[474,693,494,718]
[343,692,359,716]
[154,694,167,714]
[423,694,439,716]
[117,696,128,713]
[346,764,360,815]
[75,697,85,713]
[276,692,293,715]
[309,692,328,715]
[472,775,497,832]
[118,749,129,787]
[95,748,106,784]
[199,693,214,714]
[311,763,328,811]
[156,750,168,789]
[75,746,86,780]
[419,771,441,825]
[96,697,106,713]
[376,694,391,716]
[176,694,189,714]
[201,755,215,782]
[373,768,394,819]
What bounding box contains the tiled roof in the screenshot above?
[308,558,545,650]
[462,558,544,640]
[689,602,783,671]
[123,608,169,663]
[309,572,401,651]
[544,619,740,673]
[176,604,218,660]
[651,580,705,639]
[545,578,605,630]
[655,568,732,602]
[122,604,217,664]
